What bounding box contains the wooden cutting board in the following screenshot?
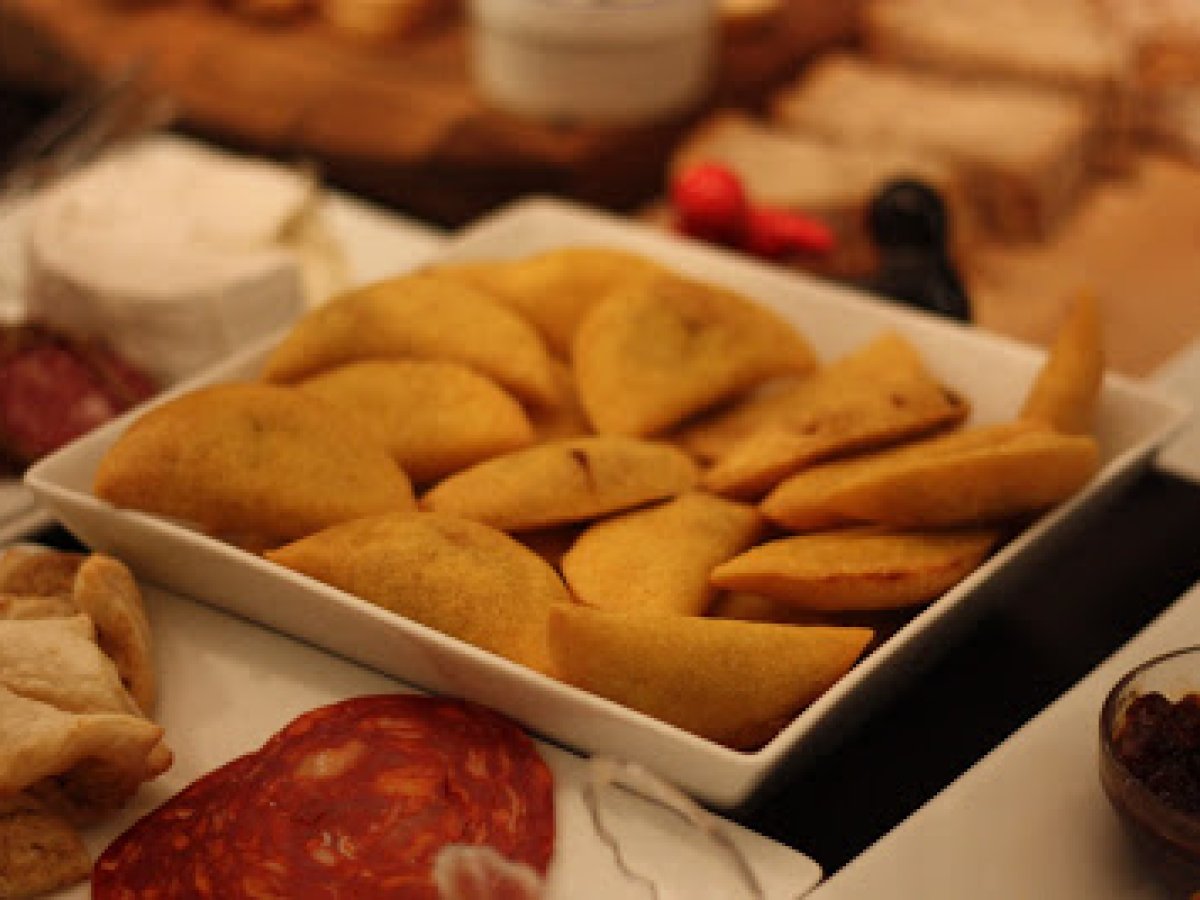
[0,0,862,225]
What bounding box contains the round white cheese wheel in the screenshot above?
[23,138,335,384]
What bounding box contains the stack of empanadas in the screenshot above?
[89,247,1104,754]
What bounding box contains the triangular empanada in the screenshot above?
[710,526,1000,610]
[572,270,816,436]
[762,422,1099,531]
[436,247,668,358]
[261,272,561,408]
[687,332,968,497]
[298,359,535,484]
[562,491,762,616]
[548,605,871,750]
[421,436,699,532]
[95,382,415,543]
[267,512,571,674]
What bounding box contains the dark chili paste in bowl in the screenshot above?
[1100,646,1200,876]
[1112,691,1200,817]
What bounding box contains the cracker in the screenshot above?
[0,686,167,804]
[71,554,156,715]
[0,794,90,899]
[0,616,142,716]
[0,548,82,597]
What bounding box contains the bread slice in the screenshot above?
[861,0,1134,172]
[671,110,973,277]
[771,55,1098,242]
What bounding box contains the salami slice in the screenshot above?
[93,695,556,899]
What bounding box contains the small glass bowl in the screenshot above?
[1099,645,1200,878]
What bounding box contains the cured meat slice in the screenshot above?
[0,324,156,470]
[92,754,257,897]
[93,695,556,899]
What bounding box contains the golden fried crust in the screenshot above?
[562,491,763,616]
[710,526,1001,610]
[267,512,572,673]
[94,382,415,543]
[548,605,872,750]
[261,272,562,408]
[573,271,816,437]
[421,436,700,532]
[436,247,669,358]
[298,359,535,484]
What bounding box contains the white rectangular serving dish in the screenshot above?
[26,197,1189,809]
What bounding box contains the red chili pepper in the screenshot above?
[670,162,750,245]
[744,206,836,259]
[670,163,836,260]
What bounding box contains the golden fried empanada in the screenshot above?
[95,382,415,543]
[261,272,561,407]
[529,359,593,442]
[547,605,872,749]
[573,271,816,436]
[267,512,571,673]
[436,247,669,358]
[710,527,1000,610]
[694,332,968,497]
[561,491,762,616]
[298,359,535,484]
[762,422,1099,531]
[421,436,699,532]
[671,375,813,464]
[1020,290,1104,435]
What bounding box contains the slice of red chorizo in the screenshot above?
[93,695,556,899]
[92,753,257,897]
